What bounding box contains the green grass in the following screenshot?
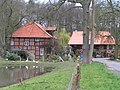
[1,59,120,90]
[0,61,76,90]
[80,62,120,90]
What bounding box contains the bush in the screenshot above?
[75,49,80,57]
[51,55,59,60]
[45,55,59,62]
[6,52,19,60]
[12,50,35,61]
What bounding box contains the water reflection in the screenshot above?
[0,65,53,87]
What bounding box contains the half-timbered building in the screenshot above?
[10,21,56,60]
[68,31,115,57]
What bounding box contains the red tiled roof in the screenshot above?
[94,31,115,44]
[68,31,115,45]
[68,31,83,45]
[44,27,56,31]
[11,21,53,38]
[39,25,56,31]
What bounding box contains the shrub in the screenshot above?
[75,49,80,57]
[12,50,35,61]
[45,55,59,62]
[6,52,19,60]
[51,55,59,60]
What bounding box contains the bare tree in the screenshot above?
[89,0,96,63]
[82,0,91,64]
[106,0,119,59]
[0,0,25,57]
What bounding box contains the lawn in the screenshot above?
[0,60,120,90]
[0,61,76,90]
[80,62,120,90]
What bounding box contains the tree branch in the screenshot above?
[1,0,8,7]
[14,15,30,27]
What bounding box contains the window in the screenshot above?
[24,41,29,46]
[40,48,44,55]
[14,38,19,41]
[11,40,14,45]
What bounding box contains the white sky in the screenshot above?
[24,0,119,6]
[24,0,82,7]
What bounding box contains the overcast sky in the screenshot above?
[24,0,119,2]
[24,0,119,5]
[24,0,49,3]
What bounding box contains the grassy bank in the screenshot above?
[0,61,76,90]
[0,58,39,66]
[1,59,120,90]
[80,62,120,90]
[0,58,58,67]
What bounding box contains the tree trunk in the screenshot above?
[107,0,118,59]
[82,0,91,64]
[89,0,96,63]
[115,24,119,59]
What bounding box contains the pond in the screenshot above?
[0,65,53,87]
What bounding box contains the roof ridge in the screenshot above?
[34,22,53,38]
[12,21,53,38]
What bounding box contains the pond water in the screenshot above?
[0,65,53,87]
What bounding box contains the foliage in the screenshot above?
[12,50,35,61]
[0,0,119,61]
[50,55,59,60]
[75,49,80,57]
[0,0,25,57]
[6,50,35,61]
[54,28,70,50]
[5,52,19,61]
[45,54,59,62]
[81,62,120,90]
